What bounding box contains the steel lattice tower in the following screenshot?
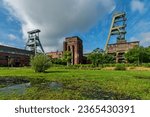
[104,12,127,52]
[25,29,44,55]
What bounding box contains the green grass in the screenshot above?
[0,67,150,100]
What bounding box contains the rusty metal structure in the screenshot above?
[104,12,127,52]
[63,36,83,65]
[25,29,44,55]
[105,12,140,62]
[107,41,139,63]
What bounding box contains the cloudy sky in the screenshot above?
[0,0,150,53]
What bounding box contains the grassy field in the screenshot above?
[0,67,150,100]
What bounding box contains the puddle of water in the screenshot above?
[0,81,63,95]
[0,77,30,95]
[48,82,63,90]
[40,82,63,90]
[0,77,63,95]
[0,83,30,94]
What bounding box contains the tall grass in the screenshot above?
[0,67,150,99]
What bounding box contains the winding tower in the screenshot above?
[104,12,127,52]
[104,12,139,63]
[25,29,44,55]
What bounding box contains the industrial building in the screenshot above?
[63,36,83,65]
[46,36,84,65]
[47,51,63,59]
[105,12,139,63]
[107,40,139,63]
[0,11,141,66]
[0,29,44,67]
[0,45,33,67]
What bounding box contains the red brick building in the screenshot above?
[107,40,139,63]
[0,45,33,67]
[63,36,83,64]
[46,51,63,59]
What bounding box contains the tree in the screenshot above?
[144,47,150,62]
[62,51,72,66]
[51,58,66,65]
[125,46,150,64]
[87,48,104,67]
[103,53,115,64]
[31,54,51,72]
[87,48,115,67]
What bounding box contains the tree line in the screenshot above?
[30,46,150,72]
[125,46,150,65]
[51,46,150,67]
[88,46,150,66]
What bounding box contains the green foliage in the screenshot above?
[51,58,66,65]
[30,78,48,86]
[0,67,150,99]
[31,54,51,72]
[142,63,150,68]
[125,46,150,64]
[115,64,126,70]
[62,51,72,66]
[103,63,116,67]
[103,54,115,64]
[64,64,101,70]
[87,48,115,67]
[87,48,103,67]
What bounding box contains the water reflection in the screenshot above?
[0,83,30,94]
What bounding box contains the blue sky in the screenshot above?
[0,0,150,53]
[0,0,23,47]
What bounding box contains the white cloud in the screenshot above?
[3,0,115,52]
[0,42,9,46]
[0,42,4,45]
[8,34,17,40]
[140,32,150,46]
[131,0,145,14]
[130,32,150,47]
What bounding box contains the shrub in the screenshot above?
[51,58,66,65]
[30,78,48,86]
[114,64,126,71]
[31,54,51,72]
[142,63,150,68]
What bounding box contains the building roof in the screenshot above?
[65,36,82,41]
[0,45,33,55]
[108,41,140,46]
[46,51,63,54]
[27,29,41,34]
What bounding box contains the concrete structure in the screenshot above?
[63,36,83,64]
[47,51,63,59]
[0,45,33,67]
[104,12,140,63]
[105,12,127,52]
[107,40,139,63]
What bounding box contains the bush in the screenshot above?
[31,54,51,72]
[51,58,66,65]
[142,63,150,68]
[115,64,126,71]
[103,64,116,67]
